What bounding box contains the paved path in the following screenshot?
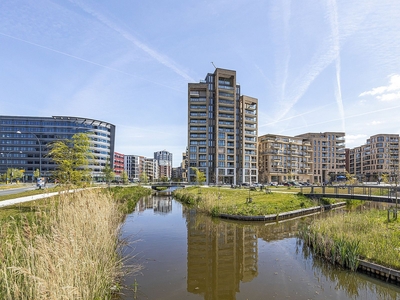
[0,188,87,208]
[0,191,61,208]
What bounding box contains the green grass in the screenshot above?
[299,208,400,270]
[173,186,338,217]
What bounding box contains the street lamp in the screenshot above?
[17,131,41,178]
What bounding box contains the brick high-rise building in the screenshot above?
[295,132,345,184]
[187,68,258,185]
[154,150,172,179]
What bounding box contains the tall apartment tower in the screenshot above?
[295,132,345,184]
[154,150,173,179]
[348,134,399,182]
[187,68,258,185]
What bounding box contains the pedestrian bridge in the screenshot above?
[150,182,187,190]
[299,185,399,204]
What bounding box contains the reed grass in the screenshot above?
[0,188,137,299]
[299,208,400,271]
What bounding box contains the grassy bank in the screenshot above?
[0,186,151,299]
[299,208,400,271]
[173,186,337,216]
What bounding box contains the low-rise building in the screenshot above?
[348,134,399,182]
[258,134,312,184]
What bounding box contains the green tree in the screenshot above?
[103,158,115,186]
[8,168,24,183]
[160,176,169,182]
[140,172,148,184]
[191,167,206,186]
[345,171,358,185]
[381,173,389,184]
[33,169,40,181]
[47,133,93,185]
[121,171,129,184]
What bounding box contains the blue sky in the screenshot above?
[1,0,400,167]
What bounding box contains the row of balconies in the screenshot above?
[259,150,311,157]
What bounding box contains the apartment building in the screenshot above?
[113,151,124,179]
[187,68,258,185]
[0,115,115,181]
[348,134,399,182]
[154,150,172,179]
[125,155,159,182]
[125,155,144,182]
[258,134,312,184]
[295,132,345,184]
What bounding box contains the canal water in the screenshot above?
[119,193,400,300]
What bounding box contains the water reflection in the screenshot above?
[120,197,400,300]
[135,194,173,214]
[186,213,258,299]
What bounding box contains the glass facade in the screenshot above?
[0,115,115,182]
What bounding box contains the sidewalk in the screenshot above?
[0,188,88,208]
[0,191,61,208]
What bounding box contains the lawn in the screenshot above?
[173,186,338,216]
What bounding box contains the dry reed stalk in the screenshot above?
[0,189,131,299]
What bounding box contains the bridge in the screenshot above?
[299,185,400,204]
[150,182,187,190]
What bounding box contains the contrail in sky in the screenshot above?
[69,0,195,82]
[259,102,336,127]
[0,32,185,93]
[328,0,346,132]
[280,104,400,132]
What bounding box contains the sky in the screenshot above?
[1,0,400,167]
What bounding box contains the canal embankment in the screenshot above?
[173,186,400,285]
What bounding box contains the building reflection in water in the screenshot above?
[135,194,173,214]
[186,210,258,299]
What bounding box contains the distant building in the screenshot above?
[125,155,159,182]
[181,148,188,182]
[348,134,399,182]
[113,151,124,180]
[295,132,346,184]
[145,158,159,182]
[187,68,258,185]
[154,150,172,179]
[0,115,115,181]
[125,155,145,182]
[258,134,312,184]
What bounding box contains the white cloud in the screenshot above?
[370,120,382,125]
[359,74,400,101]
[377,91,400,102]
[345,134,367,145]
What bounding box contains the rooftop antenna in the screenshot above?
[211,62,217,69]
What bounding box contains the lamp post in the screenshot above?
[17,131,41,179]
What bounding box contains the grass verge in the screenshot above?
[299,208,400,271]
[173,186,338,217]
